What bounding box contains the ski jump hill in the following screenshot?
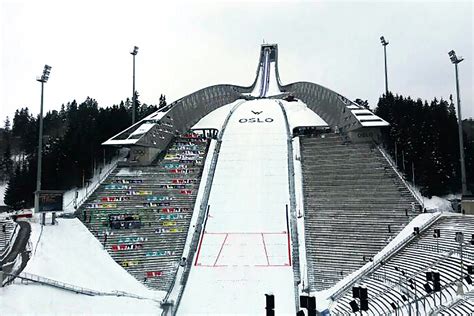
[2,44,473,315]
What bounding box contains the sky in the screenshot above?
[1,0,473,127]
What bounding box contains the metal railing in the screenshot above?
[277,100,301,310]
[0,222,19,259]
[330,212,442,301]
[75,159,119,210]
[168,100,246,315]
[377,144,424,207]
[4,271,159,301]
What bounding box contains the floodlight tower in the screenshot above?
[130,46,139,124]
[380,36,389,95]
[34,64,52,214]
[449,50,467,196]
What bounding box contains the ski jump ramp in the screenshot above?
[179,99,296,315]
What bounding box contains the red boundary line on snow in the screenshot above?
[194,230,206,266]
[195,231,290,267]
[204,232,286,235]
[198,264,289,268]
[261,233,270,266]
[213,233,229,267]
[286,209,292,267]
[287,229,291,266]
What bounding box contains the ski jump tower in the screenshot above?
[103,44,388,163]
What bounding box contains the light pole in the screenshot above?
[380,36,389,95]
[34,65,52,216]
[449,50,468,197]
[130,46,139,125]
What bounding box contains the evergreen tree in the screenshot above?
[4,93,165,208]
[159,94,167,110]
[1,117,13,181]
[375,93,467,197]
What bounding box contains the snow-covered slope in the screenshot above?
[0,217,163,314]
[179,99,295,315]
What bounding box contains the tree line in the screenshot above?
[375,92,474,197]
[1,90,472,209]
[0,94,167,209]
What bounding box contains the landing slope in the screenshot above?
[179,99,296,315]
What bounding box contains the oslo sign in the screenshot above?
[238,117,274,123]
[35,190,64,213]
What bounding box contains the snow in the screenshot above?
[0,182,6,206]
[250,66,264,96]
[1,285,160,315]
[179,99,296,315]
[292,137,310,294]
[266,61,282,96]
[165,139,218,302]
[129,122,156,138]
[191,100,244,131]
[423,195,455,212]
[0,216,164,315]
[280,100,328,132]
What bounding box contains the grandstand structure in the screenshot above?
[4,44,472,315]
[78,134,209,291]
[301,133,420,291]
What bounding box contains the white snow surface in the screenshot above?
[129,122,156,138]
[1,217,164,315]
[179,99,296,315]
[281,100,328,131]
[266,61,282,96]
[0,182,6,206]
[423,194,458,212]
[191,100,244,131]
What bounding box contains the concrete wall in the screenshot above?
[128,146,163,165]
[462,198,474,215]
[347,127,383,144]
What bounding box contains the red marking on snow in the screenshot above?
[195,232,291,267]
[287,229,292,266]
[213,234,228,267]
[261,233,270,266]
[194,230,206,266]
[204,231,286,235]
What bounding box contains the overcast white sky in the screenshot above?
[1,0,473,127]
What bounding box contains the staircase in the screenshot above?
[300,133,420,291]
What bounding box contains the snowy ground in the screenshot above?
[0,182,6,206]
[0,216,164,315]
[423,194,458,212]
[191,100,244,131]
[179,99,296,315]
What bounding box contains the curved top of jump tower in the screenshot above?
[103,44,387,148]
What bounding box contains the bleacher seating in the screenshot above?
[0,219,16,249]
[78,133,210,291]
[331,214,474,315]
[439,290,474,315]
[300,133,420,291]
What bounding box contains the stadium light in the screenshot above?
[34,65,52,220]
[380,36,389,95]
[130,46,139,125]
[448,50,468,198]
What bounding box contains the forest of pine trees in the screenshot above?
[1,91,472,210]
[375,93,474,197]
[0,94,165,209]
